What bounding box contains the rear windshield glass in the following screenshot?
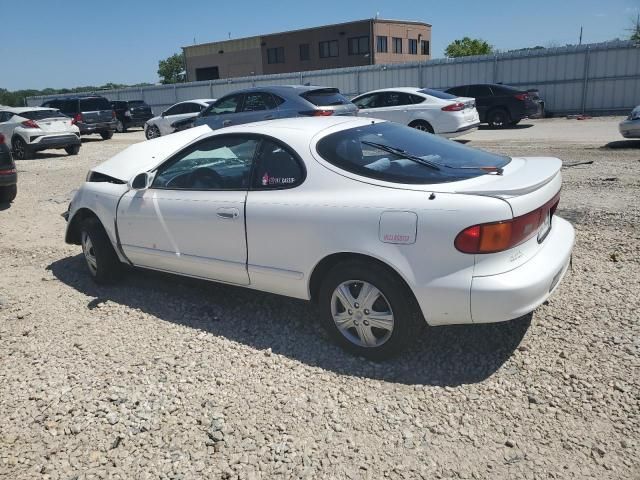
[419,88,458,100]
[80,97,112,111]
[21,110,68,120]
[127,100,146,107]
[302,89,349,106]
[316,122,510,184]
[492,85,521,94]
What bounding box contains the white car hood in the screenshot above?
[92,125,212,181]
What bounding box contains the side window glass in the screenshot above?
[252,140,304,189]
[383,92,411,107]
[409,94,425,104]
[353,94,380,109]
[243,93,276,112]
[165,104,182,116]
[184,103,202,114]
[468,86,492,98]
[153,136,259,191]
[0,112,6,122]
[208,95,243,115]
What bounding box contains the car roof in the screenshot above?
[45,95,109,101]
[0,106,58,113]
[176,98,216,105]
[218,85,337,97]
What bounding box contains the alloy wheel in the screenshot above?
[81,231,98,276]
[330,280,395,348]
[13,139,25,159]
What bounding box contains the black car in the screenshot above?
[41,96,117,139]
[111,100,153,133]
[444,83,542,128]
[0,134,17,203]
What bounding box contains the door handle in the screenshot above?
[222,119,232,127]
[217,208,240,219]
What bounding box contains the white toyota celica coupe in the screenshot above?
[65,117,574,358]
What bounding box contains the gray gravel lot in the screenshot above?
[0,118,638,479]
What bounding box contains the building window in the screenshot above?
[195,66,219,81]
[348,36,369,55]
[421,40,430,55]
[393,37,402,54]
[376,36,388,53]
[267,47,285,64]
[319,40,339,58]
[299,43,310,61]
[409,39,418,55]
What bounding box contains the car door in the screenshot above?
[0,112,17,148]
[467,85,493,121]
[116,134,260,285]
[376,92,415,124]
[237,92,280,125]
[199,94,245,130]
[352,93,384,118]
[161,103,195,134]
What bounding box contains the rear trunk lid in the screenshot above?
[129,103,153,120]
[453,157,562,216]
[80,98,114,124]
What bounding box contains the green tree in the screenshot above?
[158,53,186,84]
[445,37,493,58]
[630,16,640,41]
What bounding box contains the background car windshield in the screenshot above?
[80,98,112,111]
[127,101,145,106]
[419,89,458,100]
[316,122,510,184]
[21,110,68,120]
[302,89,348,106]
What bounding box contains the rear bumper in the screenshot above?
[30,134,81,151]
[470,216,575,323]
[77,121,117,135]
[619,119,640,138]
[0,171,17,186]
[441,121,481,138]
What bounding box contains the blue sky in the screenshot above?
[1,0,638,90]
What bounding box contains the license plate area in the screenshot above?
[537,209,551,243]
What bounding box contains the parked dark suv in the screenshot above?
[0,133,17,203]
[444,83,542,128]
[111,100,153,133]
[41,96,117,139]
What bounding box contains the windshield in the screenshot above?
[316,122,510,184]
[21,110,68,120]
[419,88,458,100]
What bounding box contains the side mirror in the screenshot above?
[129,172,153,190]
[161,111,167,117]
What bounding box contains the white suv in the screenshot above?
[0,107,81,160]
[352,87,480,138]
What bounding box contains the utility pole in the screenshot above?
[579,26,583,45]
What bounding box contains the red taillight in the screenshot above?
[455,193,560,254]
[21,119,39,129]
[72,113,83,124]
[0,168,17,175]
[514,93,528,101]
[299,110,334,116]
[441,102,465,112]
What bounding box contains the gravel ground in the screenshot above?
[0,118,638,479]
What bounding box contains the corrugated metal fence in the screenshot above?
[26,40,640,116]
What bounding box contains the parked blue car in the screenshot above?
[172,85,357,132]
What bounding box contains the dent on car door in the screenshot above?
[116,134,260,285]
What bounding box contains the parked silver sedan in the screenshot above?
[619,105,640,138]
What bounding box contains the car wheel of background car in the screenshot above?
[65,145,81,155]
[318,260,421,359]
[80,218,123,284]
[487,109,510,129]
[409,120,434,134]
[100,131,114,140]
[0,184,17,203]
[145,125,160,140]
[11,136,32,160]
[115,120,126,133]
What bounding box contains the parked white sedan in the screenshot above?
[0,107,81,160]
[65,117,574,358]
[352,87,480,138]
[144,99,216,139]
[619,105,640,139]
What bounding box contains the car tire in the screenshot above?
[115,120,126,133]
[0,184,17,203]
[100,131,114,140]
[65,145,81,155]
[318,260,421,360]
[487,109,510,129]
[12,136,32,160]
[409,120,434,134]
[80,217,123,284]
[145,125,160,140]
